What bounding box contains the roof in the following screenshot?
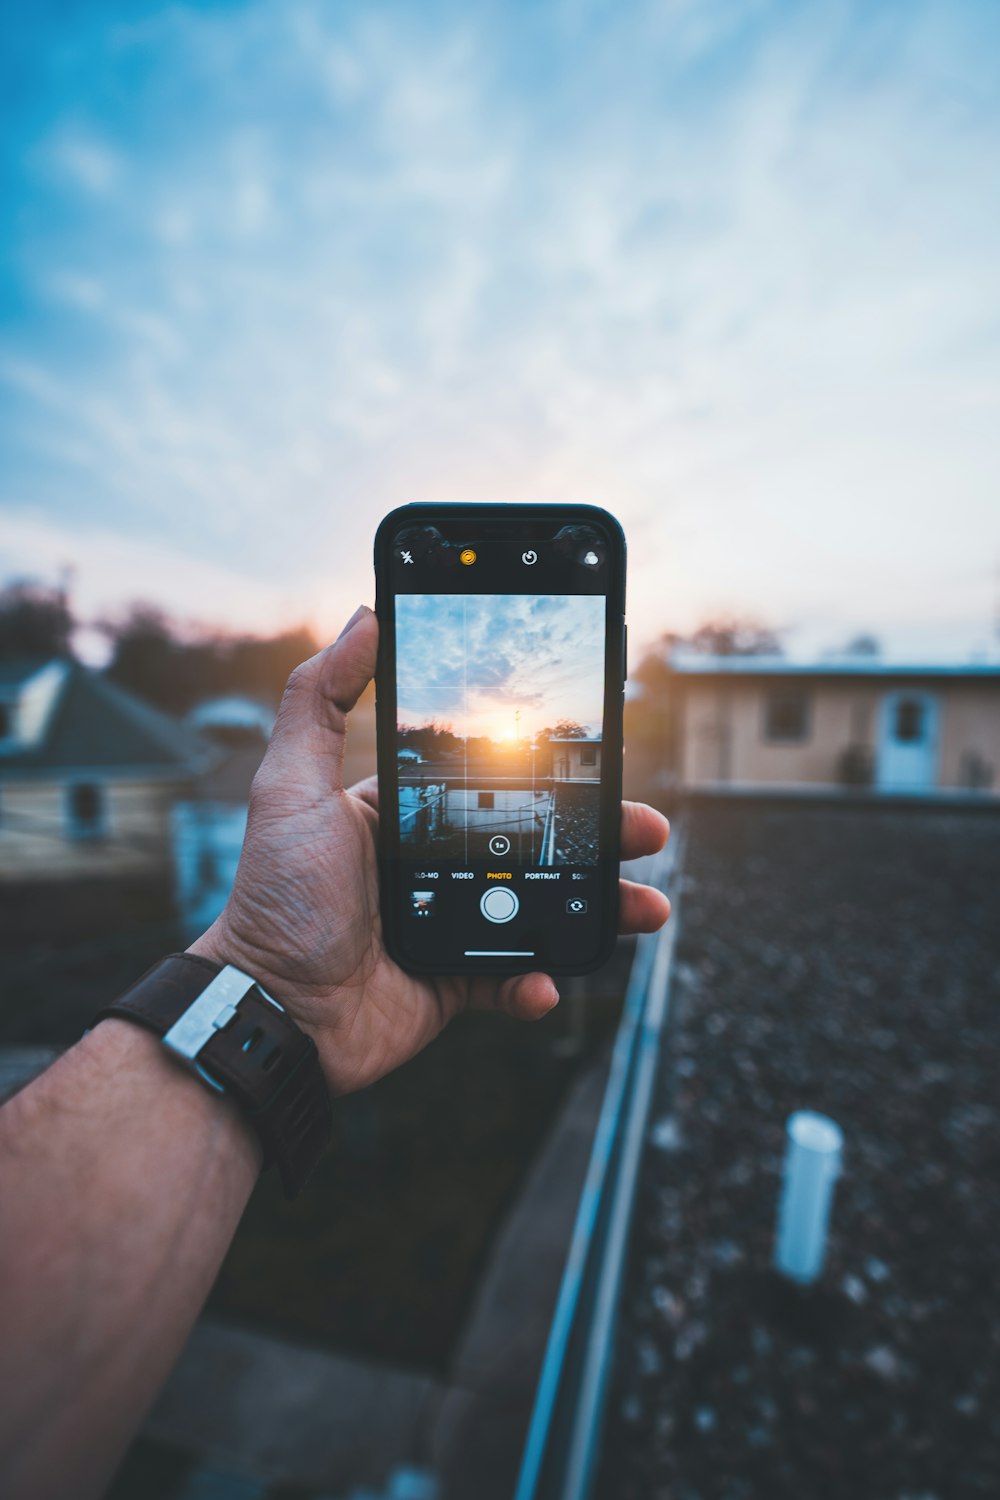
[0,660,207,778]
[667,652,1000,680]
[188,695,274,736]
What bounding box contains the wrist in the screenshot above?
[185,922,331,1082]
[186,920,251,981]
[186,921,306,1022]
[82,1017,264,1185]
[92,953,334,1196]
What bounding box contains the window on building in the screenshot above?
[894,698,925,743]
[763,692,810,743]
[478,791,495,809]
[579,744,597,766]
[66,783,106,839]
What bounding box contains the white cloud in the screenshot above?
[39,127,122,195]
[2,0,999,665]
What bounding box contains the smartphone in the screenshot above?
[373,503,626,977]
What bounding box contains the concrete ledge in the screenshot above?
[146,1319,443,1493]
[430,1059,611,1500]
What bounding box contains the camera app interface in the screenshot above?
[388,521,615,968]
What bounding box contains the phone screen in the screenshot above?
[375,507,625,974]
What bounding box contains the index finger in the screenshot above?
[347,773,379,812]
[621,801,669,861]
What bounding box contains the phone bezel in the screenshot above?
[373,502,626,977]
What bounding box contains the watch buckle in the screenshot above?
[162,965,263,1093]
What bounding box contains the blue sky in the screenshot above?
[396,592,605,738]
[2,0,999,661]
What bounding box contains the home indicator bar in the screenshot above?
[464,950,536,957]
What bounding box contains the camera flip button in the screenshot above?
[480,887,519,924]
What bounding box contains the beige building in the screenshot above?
[0,659,206,883]
[647,656,999,798]
[549,736,602,781]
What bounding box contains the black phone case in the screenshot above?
[373,502,626,977]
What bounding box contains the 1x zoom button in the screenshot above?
[480,887,519,923]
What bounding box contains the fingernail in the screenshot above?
[337,605,370,641]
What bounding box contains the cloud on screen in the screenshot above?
[396,593,604,735]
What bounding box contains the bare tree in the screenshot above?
[839,633,881,658]
[103,604,318,715]
[0,580,74,661]
[661,616,784,657]
[549,719,589,738]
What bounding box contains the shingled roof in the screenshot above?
[0,660,206,779]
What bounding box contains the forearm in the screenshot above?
[0,1018,261,1500]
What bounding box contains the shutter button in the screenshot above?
[480,887,519,923]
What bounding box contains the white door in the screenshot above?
[876,692,938,792]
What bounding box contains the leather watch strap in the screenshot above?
[93,953,332,1197]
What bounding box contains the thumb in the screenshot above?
[265,606,378,786]
[321,605,379,715]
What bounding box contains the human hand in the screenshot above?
[190,606,671,1095]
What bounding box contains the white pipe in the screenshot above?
[774,1110,844,1284]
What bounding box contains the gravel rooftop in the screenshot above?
[553,782,601,864]
[600,801,1000,1500]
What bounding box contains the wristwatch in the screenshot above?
[93,953,332,1196]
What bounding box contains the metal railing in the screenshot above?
[513,826,685,1500]
[540,794,557,865]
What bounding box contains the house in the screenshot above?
[0,659,207,882]
[397,736,605,863]
[168,696,269,940]
[549,736,602,781]
[647,655,1000,798]
[398,757,552,858]
[172,683,378,939]
[171,749,259,942]
[0,658,379,940]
